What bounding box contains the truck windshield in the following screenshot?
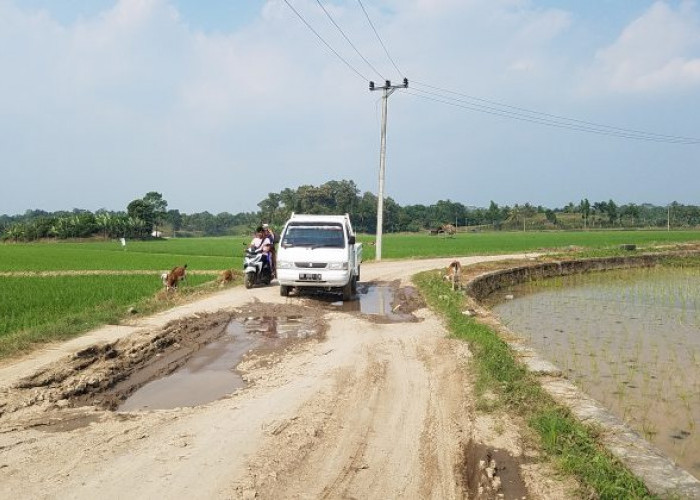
[281,223,345,248]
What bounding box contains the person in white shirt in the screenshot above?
[249,226,271,251]
[248,226,273,274]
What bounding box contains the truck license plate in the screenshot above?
[299,273,321,281]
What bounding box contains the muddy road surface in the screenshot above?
[0,254,571,499]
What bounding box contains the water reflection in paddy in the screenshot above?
[490,266,700,478]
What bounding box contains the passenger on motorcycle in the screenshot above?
[248,226,272,269]
[262,223,276,277]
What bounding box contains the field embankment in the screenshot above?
[451,251,700,497]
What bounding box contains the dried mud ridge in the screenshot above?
[0,303,325,430]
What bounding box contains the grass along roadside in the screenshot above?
[413,270,654,499]
[0,273,233,359]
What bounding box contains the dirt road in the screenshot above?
[0,254,569,499]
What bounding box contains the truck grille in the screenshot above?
[295,262,327,269]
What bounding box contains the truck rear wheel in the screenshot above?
[351,275,357,294]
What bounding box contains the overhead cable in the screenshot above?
[282,0,368,81]
[412,80,699,144]
[357,0,403,77]
[406,88,700,144]
[314,0,385,80]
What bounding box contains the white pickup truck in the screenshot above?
[276,213,362,300]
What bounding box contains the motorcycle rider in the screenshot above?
[248,226,272,271]
[262,223,276,277]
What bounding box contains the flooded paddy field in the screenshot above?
[490,266,700,478]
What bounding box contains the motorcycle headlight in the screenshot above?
[277,261,292,269]
[328,262,348,270]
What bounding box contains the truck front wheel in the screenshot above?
[280,285,290,297]
[342,280,353,301]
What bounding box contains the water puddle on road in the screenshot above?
[118,315,321,412]
[310,283,424,322]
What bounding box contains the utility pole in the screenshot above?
[370,78,408,261]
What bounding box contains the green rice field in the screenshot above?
[1,230,699,358]
[0,274,217,355]
[0,238,245,271]
[359,229,700,260]
[2,230,699,271]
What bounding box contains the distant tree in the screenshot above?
[258,193,281,225]
[127,199,155,235]
[621,203,641,226]
[606,199,618,225]
[355,191,377,233]
[545,209,557,225]
[165,209,183,235]
[487,201,502,229]
[580,199,590,229]
[143,192,167,234]
[95,212,112,239]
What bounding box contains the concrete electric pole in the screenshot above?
[370,78,408,261]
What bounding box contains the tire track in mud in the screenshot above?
[238,320,462,499]
[319,357,388,499]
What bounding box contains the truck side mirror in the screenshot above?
[348,235,356,245]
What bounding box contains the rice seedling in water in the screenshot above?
[492,264,700,478]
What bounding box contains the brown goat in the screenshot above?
[219,269,233,286]
[166,264,187,290]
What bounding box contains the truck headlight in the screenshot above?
[277,261,292,269]
[328,262,348,270]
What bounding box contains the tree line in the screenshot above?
[2,181,699,242]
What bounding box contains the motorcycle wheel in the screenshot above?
[244,272,255,289]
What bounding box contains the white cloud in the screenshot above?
[582,1,700,93]
[1,0,699,215]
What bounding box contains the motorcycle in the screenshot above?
[243,248,272,289]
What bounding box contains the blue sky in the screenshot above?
[1,0,699,215]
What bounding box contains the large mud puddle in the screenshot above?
[119,315,320,411]
[0,304,325,426]
[302,282,424,323]
[1,282,424,426]
[491,266,700,478]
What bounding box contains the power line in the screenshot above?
[314,0,385,80]
[408,87,700,143]
[282,0,368,81]
[412,80,700,144]
[407,87,700,144]
[357,0,403,77]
